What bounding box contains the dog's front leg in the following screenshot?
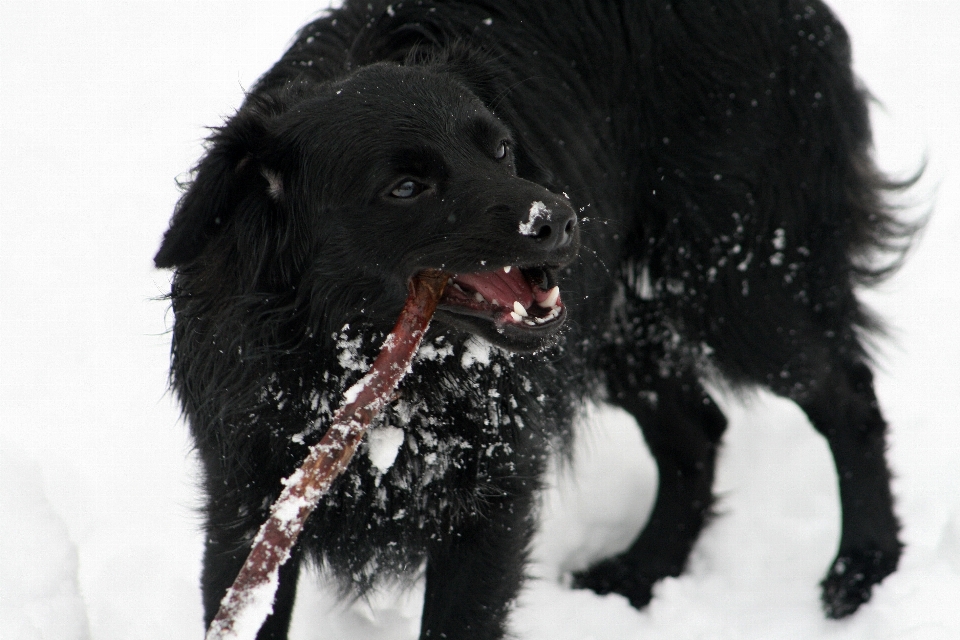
[419,489,536,640]
[574,364,727,609]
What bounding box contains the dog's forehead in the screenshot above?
[279,64,513,197]
[325,64,504,139]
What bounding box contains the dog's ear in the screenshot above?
[154,107,281,269]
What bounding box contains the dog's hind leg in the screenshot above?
[573,358,727,609]
[707,289,902,616]
[779,357,902,618]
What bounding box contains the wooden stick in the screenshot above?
[205,270,449,640]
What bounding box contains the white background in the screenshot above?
[1,1,958,638]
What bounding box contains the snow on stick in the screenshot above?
[205,270,449,640]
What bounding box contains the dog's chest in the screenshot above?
[287,334,553,533]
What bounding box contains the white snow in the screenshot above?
[520,201,550,236]
[367,426,405,473]
[461,335,494,368]
[413,338,455,362]
[341,375,369,407]
[2,1,959,639]
[0,445,91,640]
[207,574,279,640]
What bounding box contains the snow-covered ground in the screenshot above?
[1,2,958,638]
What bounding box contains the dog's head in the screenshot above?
[156,63,579,352]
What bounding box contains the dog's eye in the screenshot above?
[390,180,426,199]
[495,141,509,160]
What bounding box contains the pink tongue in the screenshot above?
[455,269,534,308]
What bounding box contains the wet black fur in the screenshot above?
[156,2,917,638]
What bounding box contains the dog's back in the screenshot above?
[156,2,913,638]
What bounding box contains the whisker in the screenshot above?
[575,244,614,278]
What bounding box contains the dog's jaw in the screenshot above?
[432,265,567,352]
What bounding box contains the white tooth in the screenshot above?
[538,286,560,309]
[452,283,465,293]
[513,301,528,317]
[474,292,485,303]
[510,311,523,322]
[492,299,499,306]
[503,266,512,273]
[539,306,560,322]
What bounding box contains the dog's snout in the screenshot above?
[520,200,578,250]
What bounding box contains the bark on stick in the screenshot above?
[205,270,449,640]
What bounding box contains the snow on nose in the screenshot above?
[519,201,550,236]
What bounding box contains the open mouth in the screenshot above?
[434,265,566,341]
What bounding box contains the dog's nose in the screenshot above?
[519,200,578,250]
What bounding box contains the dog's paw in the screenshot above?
[571,558,657,610]
[820,547,900,618]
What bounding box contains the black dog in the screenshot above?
[156,1,915,638]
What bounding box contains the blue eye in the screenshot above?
[390,180,423,198]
